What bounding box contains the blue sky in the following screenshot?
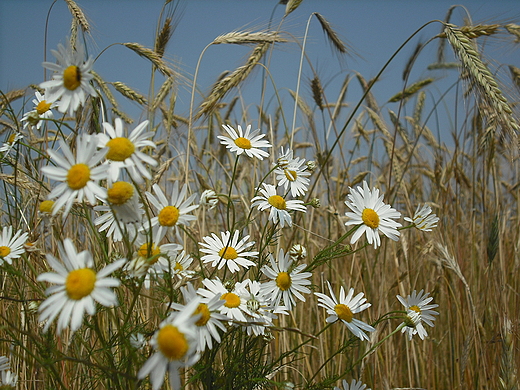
[1,0,520,142]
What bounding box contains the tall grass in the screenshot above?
[0,1,519,390]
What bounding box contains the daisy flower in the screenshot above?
[315,281,375,341]
[344,181,402,249]
[40,40,96,116]
[145,182,198,241]
[251,183,306,228]
[198,278,248,324]
[218,124,271,160]
[0,226,28,265]
[200,189,219,210]
[289,243,307,262]
[0,133,23,157]
[125,228,182,288]
[261,248,312,310]
[41,134,108,217]
[240,279,283,336]
[334,379,371,390]
[274,148,310,197]
[130,333,146,350]
[37,239,125,334]
[94,181,144,242]
[169,282,227,352]
[97,118,157,183]
[0,356,8,372]
[21,91,56,130]
[137,299,200,390]
[169,250,195,279]
[397,290,439,340]
[199,230,258,273]
[404,204,439,232]
[0,369,17,388]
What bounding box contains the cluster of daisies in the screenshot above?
[0,356,17,389]
[0,38,443,390]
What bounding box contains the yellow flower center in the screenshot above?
[234,137,252,149]
[174,262,183,271]
[0,246,11,258]
[284,169,297,182]
[39,200,55,213]
[362,208,380,229]
[221,292,241,308]
[334,303,353,322]
[268,195,286,210]
[65,268,96,300]
[194,303,211,326]
[36,100,52,115]
[409,305,421,313]
[138,243,161,264]
[106,137,135,161]
[63,65,81,91]
[107,181,134,205]
[158,206,180,226]
[218,246,238,260]
[275,272,292,291]
[157,324,189,360]
[67,163,91,190]
[7,134,17,143]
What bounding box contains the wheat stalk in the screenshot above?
[505,24,520,42]
[197,42,269,118]
[285,0,303,16]
[91,70,118,108]
[388,78,434,103]
[122,42,173,77]
[213,31,287,45]
[112,82,147,105]
[64,0,90,33]
[444,24,519,144]
[310,75,324,110]
[155,17,172,58]
[313,13,348,55]
[151,77,174,111]
[438,24,500,39]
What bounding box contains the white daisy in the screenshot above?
[94,181,144,242]
[315,281,375,341]
[130,333,146,349]
[145,182,199,241]
[344,181,402,249]
[40,40,96,116]
[37,238,125,334]
[218,124,271,160]
[21,91,56,130]
[97,118,157,183]
[0,133,23,157]
[169,282,227,352]
[198,278,248,324]
[251,183,306,227]
[397,290,439,340]
[288,243,307,262]
[137,299,200,390]
[261,248,312,311]
[125,228,183,288]
[200,189,219,210]
[334,379,371,390]
[199,230,258,273]
[170,250,195,279]
[0,369,17,388]
[0,356,8,371]
[274,148,310,197]
[239,279,282,336]
[41,134,108,217]
[404,204,439,232]
[0,226,29,265]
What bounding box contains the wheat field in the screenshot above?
[0,1,519,389]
